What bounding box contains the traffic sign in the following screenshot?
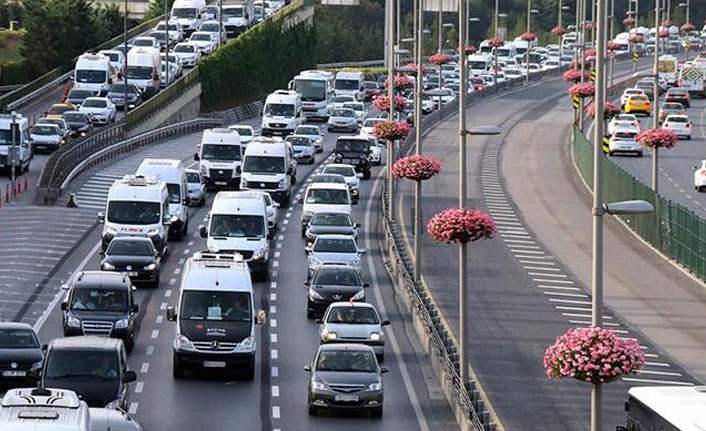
[603,135,610,155]
[632,51,639,62]
[590,70,596,82]
[572,95,581,110]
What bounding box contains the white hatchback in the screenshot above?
[607,114,640,136]
[694,160,706,192]
[663,114,692,140]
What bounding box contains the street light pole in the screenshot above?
[413,0,424,283]
[457,0,468,385]
[165,0,169,87]
[438,0,442,52]
[494,0,499,38]
[525,0,531,84]
[9,111,16,187]
[652,0,660,192]
[388,0,396,217]
[124,0,129,114]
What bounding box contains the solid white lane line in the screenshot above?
[524,266,560,271]
[543,291,588,298]
[539,285,582,291]
[549,298,592,305]
[532,278,574,284]
[519,260,555,265]
[636,369,683,377]
[622,377,693,386]
[528,272,567,278]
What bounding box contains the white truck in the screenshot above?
[136,158,190,241]
[658,55,679,86]
[334,70,365,101]
[222,0,254,36]
[261,90,303,137]
[240,137,293,205]
[196,128,243,190]
[0,113,31,177]
[678,65,705,98]
[74,53,117,96]
[171,0,206,35]
[290,70,334,121]
[126,47,161,96]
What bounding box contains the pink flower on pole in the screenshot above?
[568,82,595,98]
[426,208,496,245]
[680,23,695,33]
[487,37,504,48]
[606,41,621,51]
[372,94,407,113]
[429,53,452,66]
[622,17,635,26]
[658,29,670,38]
[563,69,588,83]
[385,74,413,91]
[391,155,442,181]
[373,121,411,141]
[636,128,679,149]
[628,33,644,43]
[462,44,477,55]
[587,101,620,120]
[584,48,597,60]
[551,26,568,36]
[521,32,536,42]
[584,21,594,30]
[661,20,674,27]
[543,326,645,384]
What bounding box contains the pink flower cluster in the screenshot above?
[563,69,588,83]
[543,326,645,384]
[584,48,597,59]
[521,32,536,42]
[568,82,595,98]
[623,17,635,26]
[681,23,696,32]
[606,41,621,51]
[584,21,594,30]
[661,20,674,27]
[373,121,412,141]
[551,26,568,36]
[372,94,407,113]
[391,155,442,181]
[628,33,644,43]
[586,101,620,120]
[462,44,477,54]
[659,29,670,38]
[427,208,496,244]
[636,128,679,149]
[487,37,504,48]
[429,53,452,66]
[393,74,413,91]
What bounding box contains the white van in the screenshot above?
[126,47,160,93]
[0,113,31,176]
[658,55,679,86]
[298,182,354,237]
[98,175,170,255]
[290,70,334,121]
[200,193,271,279]
[334,70,365,101]
[222,1,253,36]
[166,252,265,379]
[240,137,293,205]
[136,159,189,241]
[74,53,117,96]
[171,0,206,34]
[98,50,125,75]
[0,388,91,431]
[495,44,516,62]
[196,128,242,190]
[467,54,493,75]
[261,90,303,137]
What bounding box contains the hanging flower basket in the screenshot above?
[429,53,452,66]
[427,208,496,245]
[584,48,597,60]
[658,29,670,38]
[462,44,477,55]
[628,33,644,43]
[584,21,594,30]
[386,74,413,91]
[587,101,620,120]
[521,32,536,42]
[372,94,407,113]
[568,82,595,98]
[606,41,621,51]
[551,26,568,36]
[391,155,442,181]
[622,17,635,26]
[563,69,588,83]
[636,128,679,149]
[487,37,504,48]
[543,326,645,385]
[661,20,674,27]
[680,23,695,33]
[373,121,412,141]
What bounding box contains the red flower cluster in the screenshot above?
[543,326,645,385]
[606,42,621,51]
[487,37,504,48]
[427,208,496,245]
[636,128,678,149]
[551,26,568,36]
[563,69,588,83]
[568,82,595,98]
[373,121,412,141]
[661,20,674,27]
[372,94,407,113]
[628,33,644,43]
[622,17,635,26]
[658,29,670,38]
[429,53,452,66]
[386,74,413,91]
[586,101,620,120]
[391,155,442,181]
[584,21,594,30]
[680,23,695,33]
[520,32,536,42]
[462,44,477,55]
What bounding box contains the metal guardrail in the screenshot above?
[202,100,263,124]
[0,84,23,94]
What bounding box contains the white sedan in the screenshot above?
[608,131,643,157]
[663,115,692,140]
[694,160,706,192]
[620,88,647,107]
[607,114,640,136]
[78,97,116,124]
[188,32,218,54]
[171,43,202,66]
[293,125,324,152]
[360,118,384,138]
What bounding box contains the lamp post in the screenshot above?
[608,0,614,85]
[413,0,424,283]
[525,5,539,84]
[165,0,169,87]
[679,1,691,60]
[9,111,16,187]
[123,0,129,114]
[438,0,443,53]
[494,13,507,86]
[387,0,395,217]
[493,0,499,38]
[652,0,660,192]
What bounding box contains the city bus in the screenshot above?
[617,386,706,431]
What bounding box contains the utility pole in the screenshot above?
[525,0,531,84]
[438,0,442,53]
[652,0,660,192]
[165,0,169,87]
[10,111,16,188]
[387,0,395,216]
[457,0,468,386]
[413,0,424,283]
[124,0,129,113]
[494,0,499,38]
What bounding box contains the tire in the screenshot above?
[124,335,135,353]
[371,406,383,418]
[363,169,371,180]
[308,405,318,416]
[182,217,189,237]
[307,308,315,319]
[291,174,296,185]
[173,355,185,379]
[241,361,255,381]
[152,275,160,289]
[301,226,307,238]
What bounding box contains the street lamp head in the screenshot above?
[562,5,571,10]
[469,17,480,22]
[423,29,432,34]
[530,9,539,14]
[465,125,502,136]
[677,2,687,5]
[603,200,654,215]
[567,24,576,30]
[401,37,415,43]
[442,23,455,28]
[498,13,508,18]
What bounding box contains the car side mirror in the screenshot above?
[297,197,303,204]
[304,246,312,254]
[358,248,367,254]
[131,303,139,313]
[61,301,68,311]
[166,306,177,321]
[267,231,275,241]
[97,212,105,223]
[355,223,362,228]
[256,309,266,325]
[42,344,48,352]
[236,165,242,174]
[287,166,294,175]
[194,153,200,161]
[356,172,363,178]
[304,280,310,286]
[163,216,171,226]
[199,226,208,238]
[123,370,137,383]
[304,364,311,372]
[363,282,370,288]
[273,201,280,208]
[380,366,389,373]
[381,319,390,326]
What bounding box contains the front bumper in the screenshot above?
[174,349,255,371]
[309,389,383,411]
[64,325,131,342]
[102,267,159,283]
[262,127,295,137]
[328,122,358,131]
[32,141,61,153]
[203,175,241,189]
[321,339,384,356]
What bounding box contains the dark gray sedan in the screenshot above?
[304,211,360,246]
[305,344,388,417]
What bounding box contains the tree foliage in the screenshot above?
[143,0,173,22]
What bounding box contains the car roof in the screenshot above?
[324,164,355,171]
[49,336,124,351]
[307,182,349,191]
[73,271,130,289]
[317,343,375,353]
[0,322,35,331]
[327,301,375,309]
[315,234,356,241]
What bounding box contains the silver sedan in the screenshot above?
[305,234,365,279]
[318,302,390,360]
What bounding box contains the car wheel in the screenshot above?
[173,355,185,379]
[308,405,318,416]
[301,226,307,238]
[363,169,371,180]
[152,275,160,288]
[371,406,383,418]
[241,361,255,381]
[124,335,135,353]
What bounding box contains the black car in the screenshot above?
[66,88,95,107]
[305,344,388,417]
[333,136,371,179]
[304,211,360,247]
[0,323,43,388]
[107,82,143,110]
[306,264,368,318]
[62,111,93,138]
[61,271,139,352]
[101,237,161,288]
[42,336,136,409]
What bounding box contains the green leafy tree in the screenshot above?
[143,0,172,21]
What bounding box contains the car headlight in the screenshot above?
[309,256,322,269]
[369,332,382,341]
[115,318,129,329]
[66,315,81,328]
[311,380,329,391]
[350,257,361,267]
[352,290,365,301]
[322,330,338,341]
[105,226,118,236]
[30,360,43,371]
[144,263,157,271]
[176,334,195,351]
[253,245,268,260]
[236,336,255,351]
[200,164,207,175]
[278,178,286,187]
[309,288,324,300]
[367,382,382,391]
[102,262,115,270]
[147,229,161,237]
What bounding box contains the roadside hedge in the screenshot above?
[199,7,317,111]
[0,60,29,85]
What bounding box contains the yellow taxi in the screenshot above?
[45,103,76,119]
[624,95,651,116]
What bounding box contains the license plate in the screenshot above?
[128,272,138,277]
[2,370,26,377]
[203,361,226,368]
[215,181,227,185]
[335,395,359,402]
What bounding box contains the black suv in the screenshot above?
[333,137,371,179]
[42,336,136,409]
[305,264,368,318]
[0,322,43,387]
[61,271,139,352]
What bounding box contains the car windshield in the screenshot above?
[669,89,687,95]
[661,104,682,110]
[311,213,352,226]
[174,44,195,53]
[76,70,107,84]
[287,137,311,147]
[134,39,155,46]
[191,33,211,41]
[106,239,154,256]
[107,201,161,225]
[243,155,285,174]
[332,109,355,118]
[202,143,241,161]
[363,119,382,128]
[324,166,354,177]
[326,307,379,325]
[186,172,200,183]
[0,329,39,348]
[69,90,93,100]
[336,140,367,153]
[210,214,265,238]
[335,79,360,90]
[342,103,363,112]
[44,351,119,380]
[224,7,244,17]
[265,103,295,117]
[82,99,107,108]
[102,52,119,62]
[333,96,353,103]
[151,33,166,41]
[63,113,87,123]
[127,66,153,79]
[615,115,634,121]
[296,126,318,135]
[306,189,349,205]
[313,268,360,286]
[49,105,73,115]
[667,117,688,123]
[180,291,251,322]
[311,174,346,184]
[172,7,197,18]
[201,24,219,32]
[231,127,253,136]
[316,350,377,372]
[110,84,138,95]
[70,288,127,313]
[314,238,357,253]
[31,125,59,136]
